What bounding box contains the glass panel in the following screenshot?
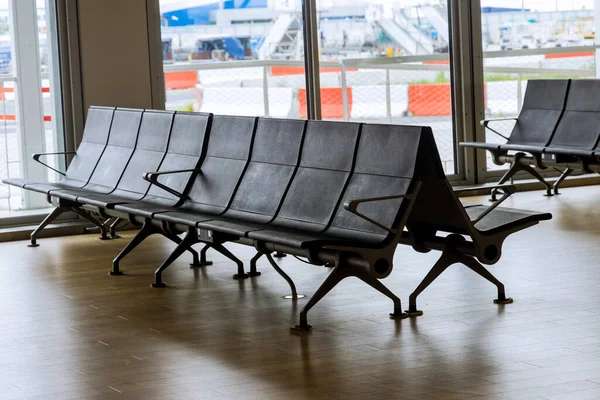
[481,1,596,171]
[159,0,307,119]
[0,0,16,211]
[0,0,64,213]
[316,0,456,175]
[38,1,63,184]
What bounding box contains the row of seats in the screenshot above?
[4,107,552,330]
[462,79,600,197]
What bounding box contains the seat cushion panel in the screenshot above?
[19,179,87,194]
[247,229,329,248]
[153,210,213,227]
[505,109,562,148]
[113,202,177,219]
[465,205,552,235]
[75,192,141,209]
[544,146,595,157]
[497,144,546,154]
[196,219,266,238]
[248,227,384,249]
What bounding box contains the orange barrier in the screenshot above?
[0,86,50,101]
[423,60,450,65]
[271,66,357,76]
[408,83,451,116]
[165,71,198,90]
[0,115,51,121]
[545,51,594,59]
[298,87,352,119]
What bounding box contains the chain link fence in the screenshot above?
[164,48,600,178]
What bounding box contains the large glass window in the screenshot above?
[315,0,456,174]
[481,0,596,172]
[159,0,307,119]
[0,0,64,214]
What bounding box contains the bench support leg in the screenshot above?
[553,168,573,195]
[109,218,123,239]
[248,252,263,277]
[291,262,406,332]
[211,242,248,280]
[491,155,552,200]
[72,208,110,240]
[190,244,212,268]
[152,231,198,288]
[406,236,513,316]
[113,223,204,277]
[163,232,207,268]
[28,206,69,247]
[110,221,157,276]
[266,253,298,298]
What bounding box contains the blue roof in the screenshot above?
[481,7,529,13]
[162,0,268,26]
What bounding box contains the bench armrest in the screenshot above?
[480,117,517,141]
[32,151,76,177]
[480,117,518,125]
[143,168,201,200]
[457,184,516,224]
[343,192,417,235]
[453,184,516,196]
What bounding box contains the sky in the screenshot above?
[480,0,594,11]
[0,0,593,12]
[0,0,46,10]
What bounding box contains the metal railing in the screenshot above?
[164,44,598,120]
[164,45,598,174]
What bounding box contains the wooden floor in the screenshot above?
[2,186,600,400]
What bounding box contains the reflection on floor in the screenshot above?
[1,186,600,399]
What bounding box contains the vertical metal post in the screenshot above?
[340,63,349,121]
[45,0,65,173]
[461,0,486,184]
[263,65,270,117]
[10,0,48,209]
[301,0,321,120]
[2,80,10,209]
[595,0,600,78]
[146,0,167,109]
[385,68,392,123]
[516,72,522,111]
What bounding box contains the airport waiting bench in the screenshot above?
[3,107,552,330]
[461,79,600,198]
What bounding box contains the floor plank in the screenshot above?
[1,186,600,399]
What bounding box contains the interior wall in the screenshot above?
[76,0,155,110]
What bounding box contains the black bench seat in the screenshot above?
[464,205,552,235]
[140,118,550,330]
[3,106,553,330]
[461,79,600,198]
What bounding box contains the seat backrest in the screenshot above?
[406,127,473,237]
[143,111,213,206]
[82,108,142,193]
[325,124,424,242]
[269,120,361,232]
[506,79,570,147]
[182,115,257,214]
[223,118,306,223]
[547,79,600,151]
[64,106,114,184]
[110,110,175,199]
